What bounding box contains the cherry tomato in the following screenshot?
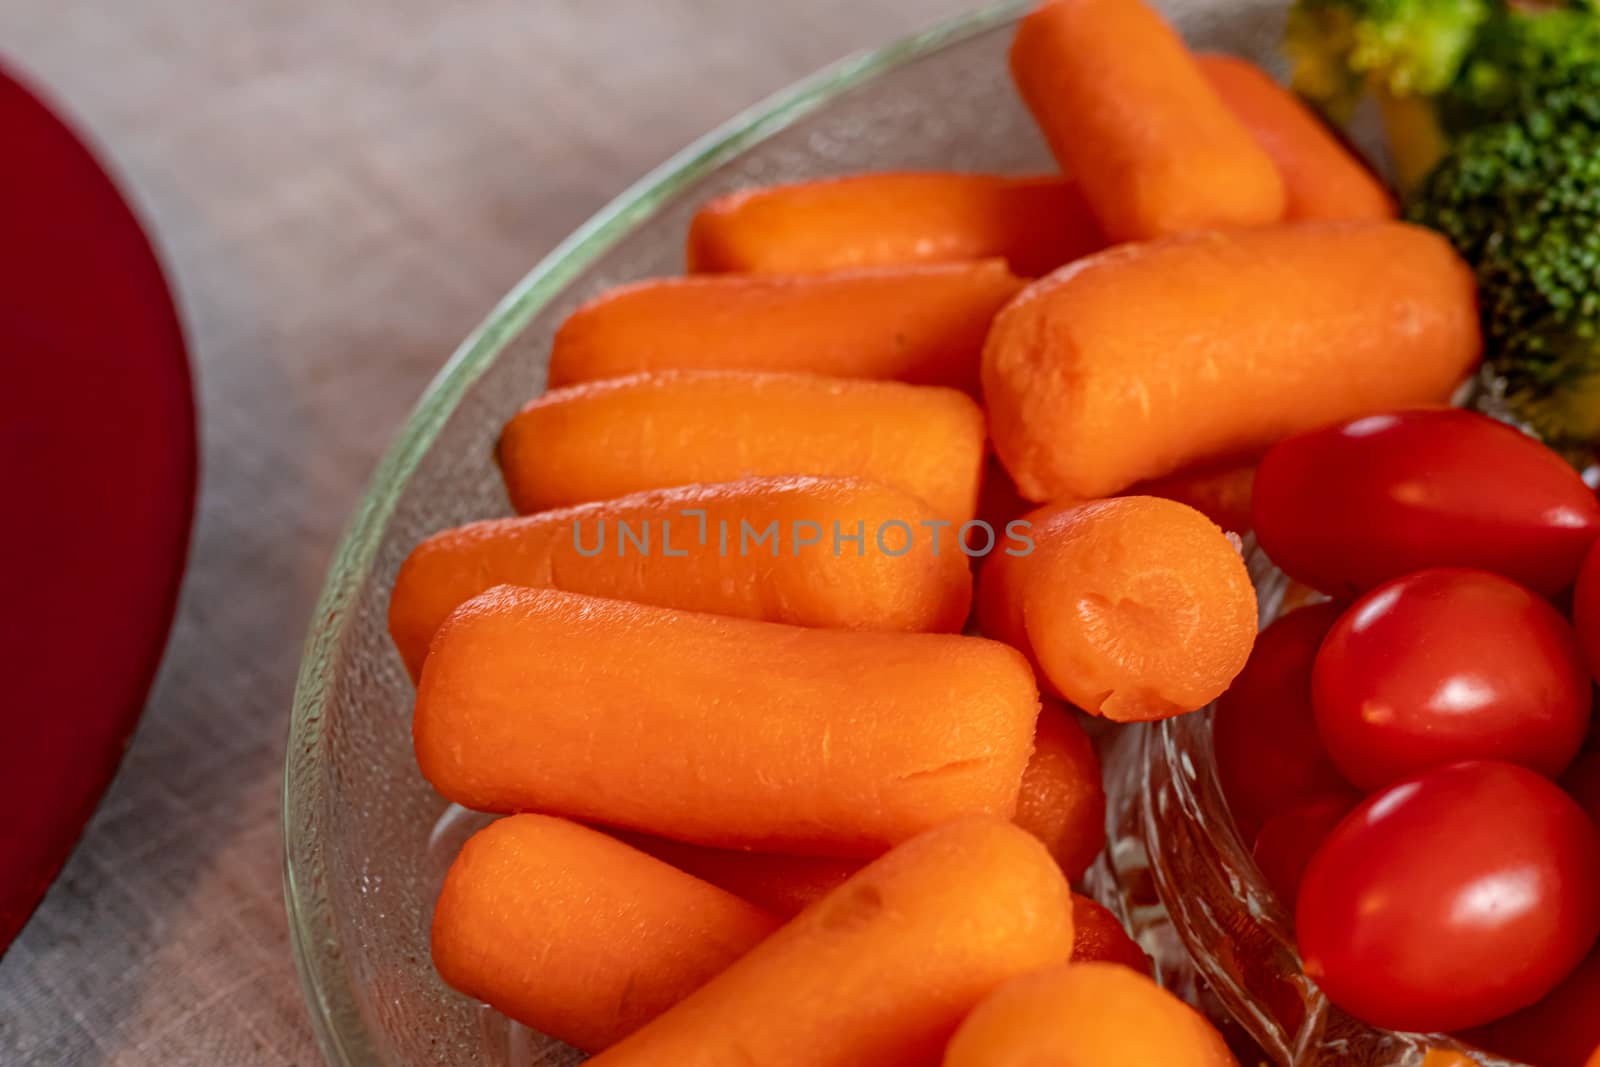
[1313,568,1591,790]
[1563,751,1600,828]
[1461,947,1600,1067]
[1213,602,1350,841]
[1253,409,1600,598]
[1573,537,1600,685]
[1297,761,1600,1033]
[1251,791,1360,906]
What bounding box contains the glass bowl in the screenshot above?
[281,2,1493,1065]
[1095,551,1522,1067]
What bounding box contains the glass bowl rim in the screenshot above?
[280,4,1031,1065]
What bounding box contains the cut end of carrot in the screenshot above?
[995,497,1256,722]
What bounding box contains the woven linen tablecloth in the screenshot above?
[0,1,961,1062]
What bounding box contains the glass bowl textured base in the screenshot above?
[1094,547,1524,1066]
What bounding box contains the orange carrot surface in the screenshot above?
[548,260,1024,392]
[499,370,985,524]
[1070,894,1153,975]
[975,458,1031,540]
[1198,53,1395,223]
[1133,458,1258,535]
[975,497,1256,721]
[982,222,1481,502]
[431,815,777,1052]
[975,532,1038,670]
[415,587,1040,854]
[1014,702,1106,880]
[942,961,1240,1067]
[615,832,862,921]
[686,172,1104,276]
[587,818,1076,1067]
[389,476,974,679]
[617,704,1108,914]
[1009,0,1285,241]
[1422,1054,1482,1067]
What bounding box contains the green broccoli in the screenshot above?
[1287,0,1600,452]
[1441,4,1600,132]
[1284,0,1489,184]
[1285,0,1489,118]
[1409,121,1600,448]
[1284,0,1600,186]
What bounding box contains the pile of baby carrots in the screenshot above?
[393,0,1485,1061]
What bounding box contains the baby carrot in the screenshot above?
[1197,54,1396,223]
[974,517,1041,673]
[686,172,1104,277]
[431,815,777,1052]
[587,818,1076,1067]
[942,961,1239,1067]
[498,370,985,524]
[389,476,974,680]
[1014,702,1106,880]
[976,458,1031,540]
[613,703,1105,915]
[1009,0,1285,242]
[415,587,1040,854]
[974,497,1256,722]
[1133,458,1258,534]
[1422,1054,1483,1067]
[614,832,861,920]
[547,261,1024,392]
[615,704,1106,913]
[1070,894,1153,975]
[982,222,1481,502]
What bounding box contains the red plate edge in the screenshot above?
[0,62,198,953]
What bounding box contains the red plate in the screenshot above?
[0,65,196,952]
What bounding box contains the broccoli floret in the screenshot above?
[1285,0,1600,187]
[1286,0,1600,450]
[1285,0,1491,186]
[1285,0,1489,120]
[1286,0,1600,448]
[1441,5,1600,132]
[1409,121,1600,447]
